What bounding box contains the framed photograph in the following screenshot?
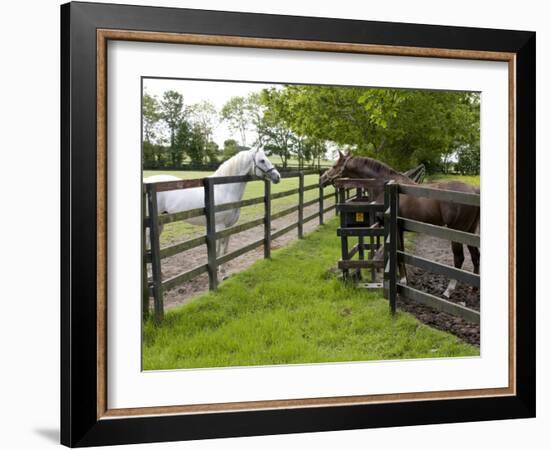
[61,1,535,447]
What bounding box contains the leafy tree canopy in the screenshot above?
[271,85,479,172]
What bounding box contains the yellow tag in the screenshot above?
[355,212,364,222]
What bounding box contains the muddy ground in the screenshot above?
[401,233,480,346]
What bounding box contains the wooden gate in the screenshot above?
[335,178,386,287]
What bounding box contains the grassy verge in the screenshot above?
[143,218,478,370]
[143,170,334,246]
[426,173,480,187]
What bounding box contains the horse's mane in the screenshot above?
[354,156,414,184]
[213,150,253,177]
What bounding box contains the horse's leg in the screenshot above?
[222,237,230,279]
[467,245,480,275]
[467,245,480,293]
[215,227,224,276]
[223,236,230,256]
[216,236,222,258]
[217,236,230,280]
[443,241,464,298]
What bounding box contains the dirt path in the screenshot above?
[158,202,333,309]
[401,233,480,346]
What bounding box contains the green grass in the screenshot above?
[281,157,334,167]
[426,173,480,187]
[143,218,478,370]
[143,170,334,246]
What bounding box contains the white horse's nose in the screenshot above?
[271,171,281,184]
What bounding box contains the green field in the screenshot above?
[144,170,334,246]
[426,173,480,187]
[143,218,478,370]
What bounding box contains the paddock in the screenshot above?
[142,167,482,367]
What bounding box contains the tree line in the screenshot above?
[142,85,480,174]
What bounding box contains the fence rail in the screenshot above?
[399,184,480,206]
[398,218,480,247]
[143,170,339,322]
[384,181,480,322]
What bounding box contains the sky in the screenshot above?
[143,78,280,149]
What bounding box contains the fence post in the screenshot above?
[368,187,377,282]
[146,183,164,323]
[383,184,389,298]
[388,181,398,315]
[338,186,346,206]
[264,179,271,258]
[298,171,304,238]
[204,178,218,290]
[318,174,324,226]
[339,189,350,280]
[142,186,149,320]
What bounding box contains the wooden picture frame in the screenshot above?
[61,1,535,447]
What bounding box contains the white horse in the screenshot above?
[144,148,281,273]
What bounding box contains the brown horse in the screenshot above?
[321,151,480,298]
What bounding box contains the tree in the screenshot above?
[185,124,206,164]
[275,85,480,173]
[222,139,239,160]
[221,96,254,146]
[160,90,189,166]
[278,85,377,154]
[455,144,480,175]
[301,137,328,168]
[143,92,161,144]
[173,120,192,164]
[204,141,220,163]
[142,92,167,167]
[191,100,218,145]
[256,88,301,168]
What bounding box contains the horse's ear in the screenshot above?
[338,150,344,160]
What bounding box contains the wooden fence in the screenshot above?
[384,181,480,323]
[143,169,338,322]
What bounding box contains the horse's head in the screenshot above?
[320,150,353,186]
[251,148,281,184]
